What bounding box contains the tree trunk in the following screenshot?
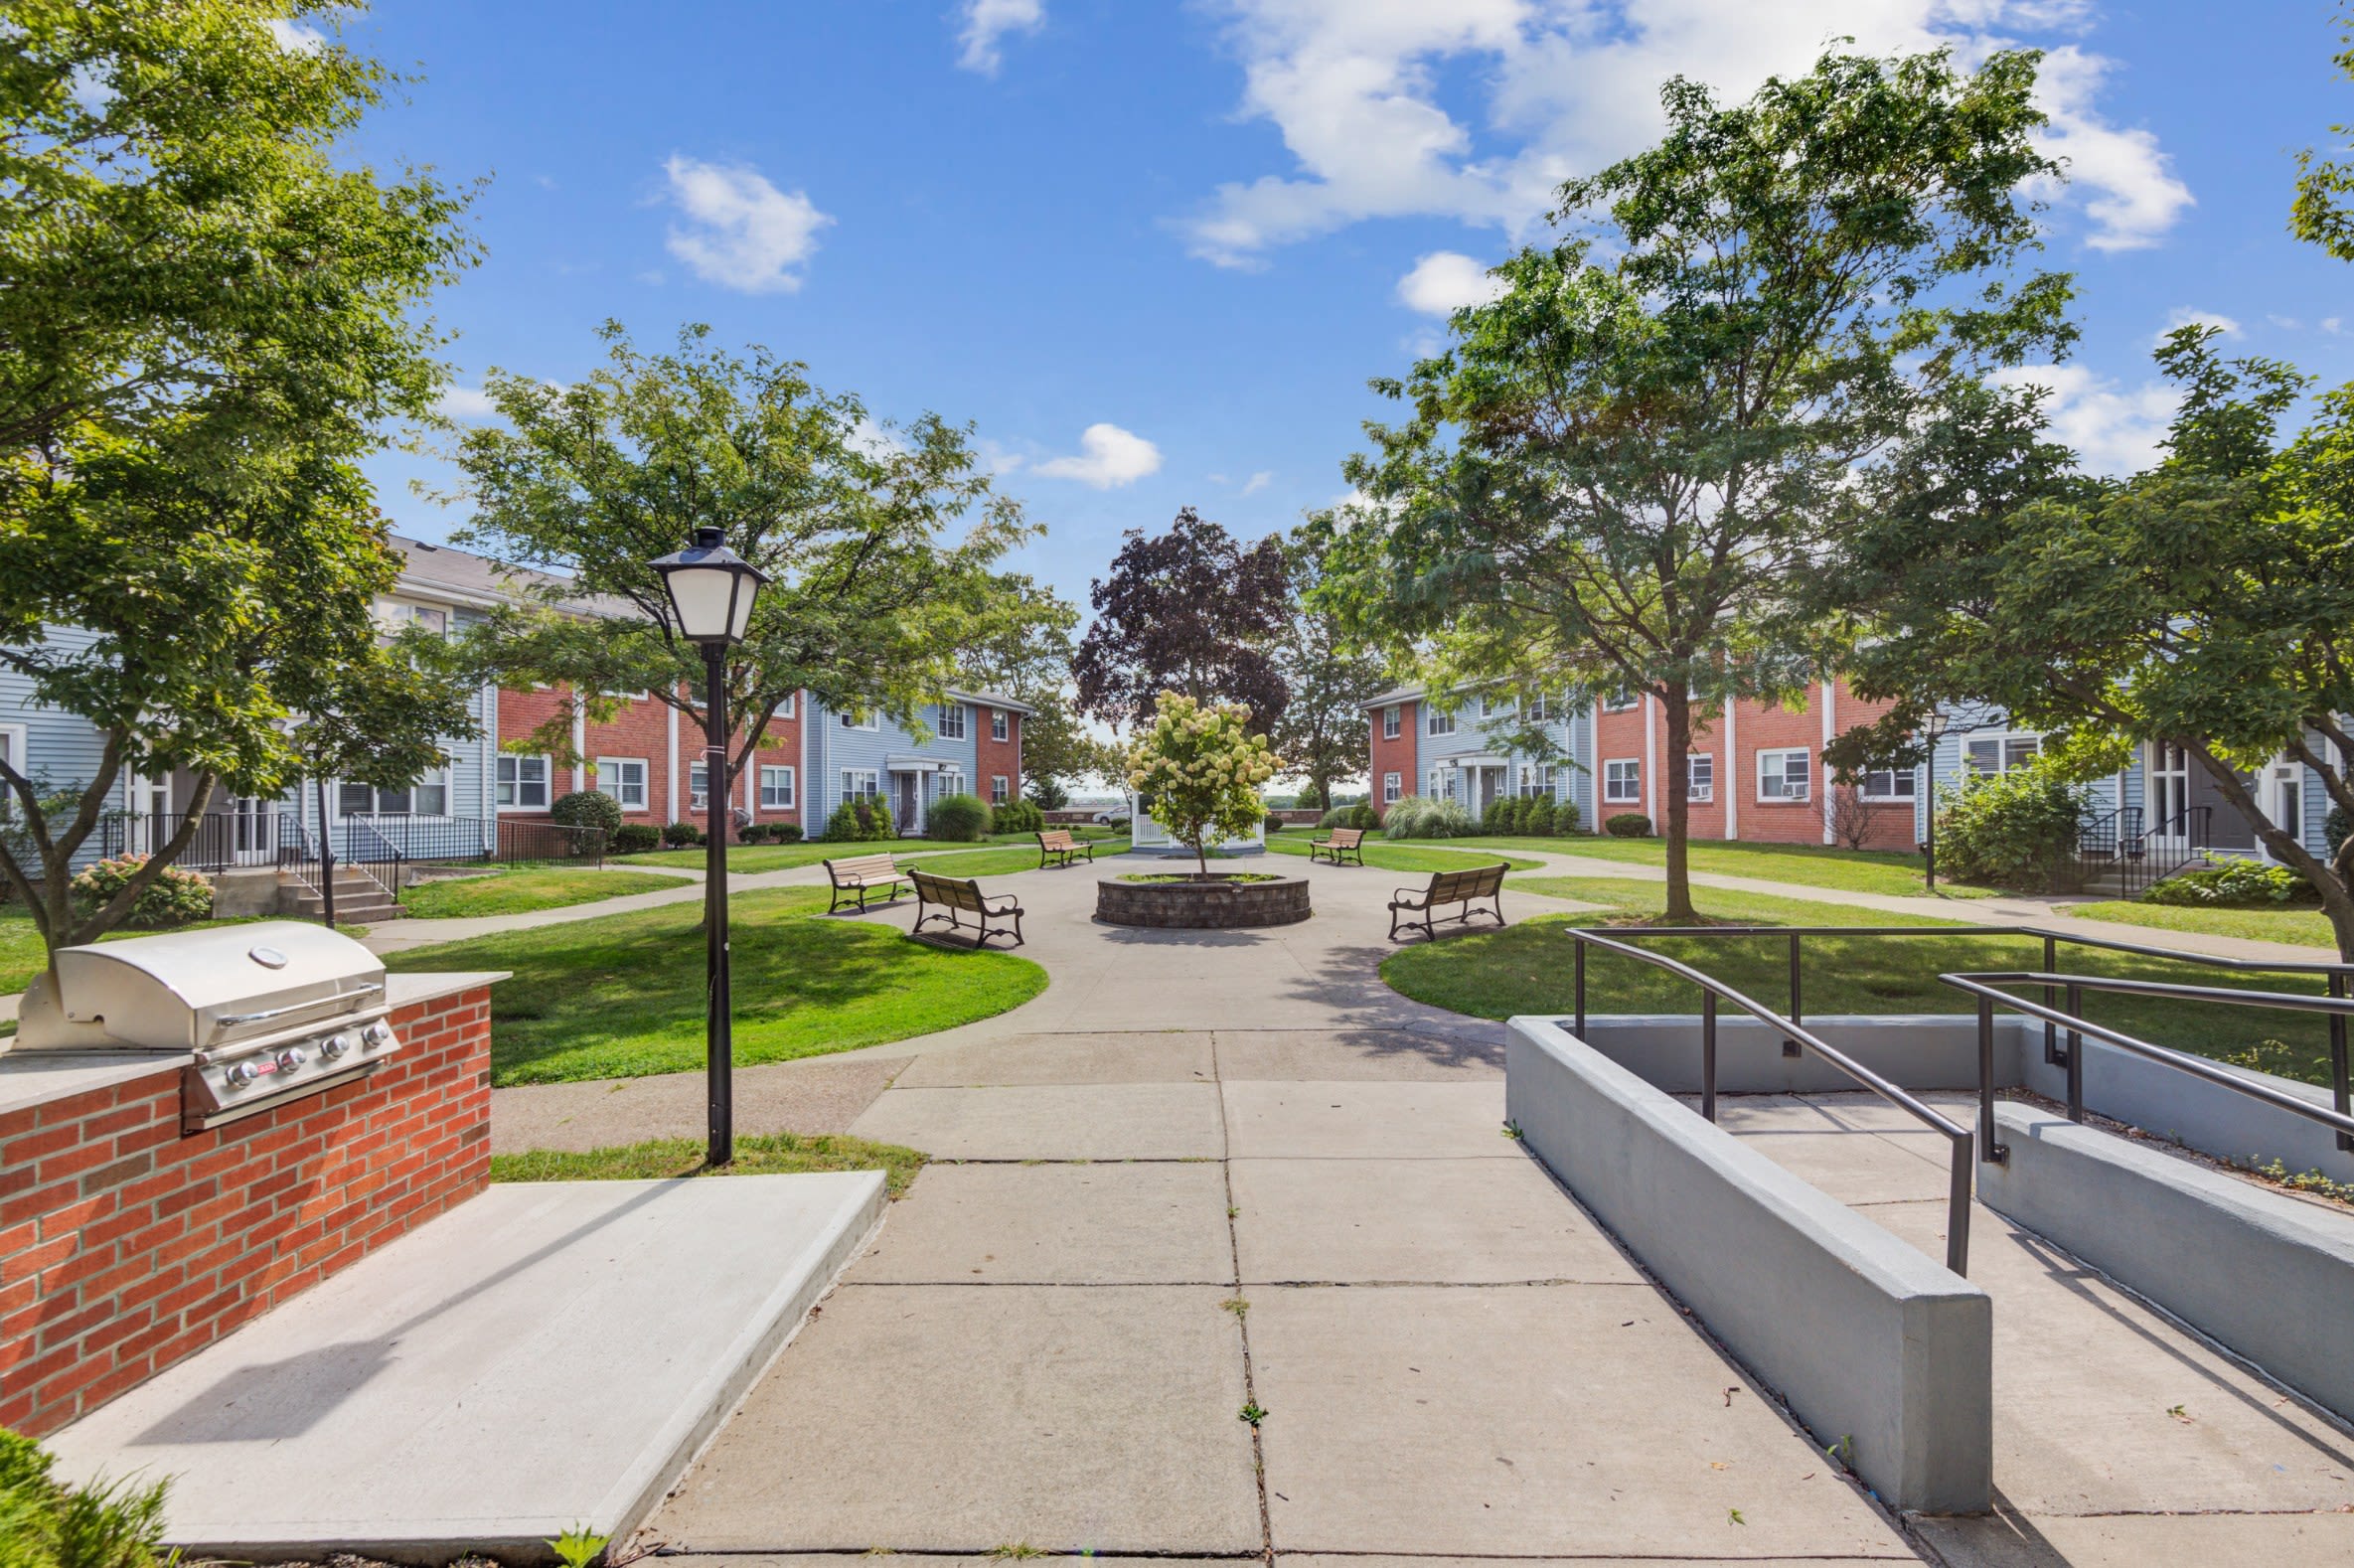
[1661,688,1696,922]
[2188,745,2354,962]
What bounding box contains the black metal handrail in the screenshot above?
[1565,928,1978,1276]
[1571,922,2354,1164]
[1942,970,2354,1156]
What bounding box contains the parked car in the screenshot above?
[1092,806,1132,828]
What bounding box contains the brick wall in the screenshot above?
[976,707,1020,808]
[501,685,807,839]
[1369,700,1416,820]
[0,984,494,1439]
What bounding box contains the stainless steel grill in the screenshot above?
[14,922,403,1131]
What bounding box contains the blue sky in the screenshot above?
[338,1,2354,621]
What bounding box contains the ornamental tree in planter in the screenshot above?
[1126,693,1281,876]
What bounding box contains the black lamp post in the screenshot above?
[651,527,769,1166]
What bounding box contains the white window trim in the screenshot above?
[495,753,552,813]
[1383,771,1402,804]
[1962,731,2042,777]
[1858,767,1918,801]
[778,693,796,719]
[1426,708,1457,736]
[342,761,454,818]
[843,767,880,801]
[1603,757,1642,805]
[991,709,1010,741]
[842,709,880,732]
[1686,753,1714,803]
[938,769,968,799]
[690,760,712,812]
[760,765,797,810]
[1756,748,1811,803]
[937,703,968,740]
[1603,688,1640,712]
[990,774,1010,803]
[596,756,650,811]
[1382,706,1402,739]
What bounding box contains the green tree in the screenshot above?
[1125,693,1280,876]
[440,324,1059,796]
[1321,48,2069,919]
[1273,535,1386,813]
[0,1,478,961]
[1823,329,2354,957]
[2293,6,2354,261]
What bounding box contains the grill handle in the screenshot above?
[216,982,386,1028]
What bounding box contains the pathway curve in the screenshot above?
[632,857,1923,1563]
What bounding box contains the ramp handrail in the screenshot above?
[1939,971,2354,1158]
[1564,928,1977,1276]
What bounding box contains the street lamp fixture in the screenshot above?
[652,528,769,1166]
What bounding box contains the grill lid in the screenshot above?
[29,921,388,1051]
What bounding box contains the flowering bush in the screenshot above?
[69,855,214,929]
[1126,693,1280,873]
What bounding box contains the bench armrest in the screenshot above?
[981,892,1022,912]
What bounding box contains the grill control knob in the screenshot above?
[363,1021,394,1049]
[321,1032,353,1060]
[225,1062,258,1088]
[276,1046,308,1072]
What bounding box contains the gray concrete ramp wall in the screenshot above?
[1565,1013,2017,1095]
[1505,1017,1992,1515]
[1980,1103,2354,1423]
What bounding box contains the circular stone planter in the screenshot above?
[1095,871,1312,929]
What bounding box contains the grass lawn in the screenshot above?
[1388,876,2350,1087]
[491,1131,929,1195]
[1,905,368,1000]
[1481,835,1998,899]
[2062,899,2339,950]
[1265,836,1546,873]
[397,865,692,919]
[382,885,1045,1085]
[626,835,1131,873]
[910,842,1131,878]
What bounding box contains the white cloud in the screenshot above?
[2328,317,2347,336]
[958,0,1046,76]
[1396,250,1506,316]
[849,417,906,459]
[2268,314,2302,330]
[1992,363,2177,478]
[1181,2,2190,266]
[266,18,327,54]
[437,386,497,421]
[2157,306,2242,344]
[662,155,833,294]
[1033,423,1163,488]
[1240,470,1275,495]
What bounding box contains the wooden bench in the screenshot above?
[911,867,1025,948]
[824,853,907,914]
[1388,862,1509,942]
[1036,828,1096,869]
[1309,826,1365,866]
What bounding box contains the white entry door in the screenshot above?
[2260,755,2306,861]
[2148,742,2191,845]
[230,796,276,864]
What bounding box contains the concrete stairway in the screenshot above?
[285,866,402,923]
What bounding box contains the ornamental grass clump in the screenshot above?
[1126,693,1280,875]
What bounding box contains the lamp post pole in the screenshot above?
[704,639,733,1167]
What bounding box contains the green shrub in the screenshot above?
[1605,812,1651,839]
[1263,813,1286,833]
[822,799,897,842]
[551,789,623,837]
[610,823,660,855]
[2329,804,2350,857]
[1318,805,1354,829]
[0,1426,175,1568]
[68,855,212,928]
[926,793,992,842]
[1383,795,1477,840]
[2142,860,2318,907]
[1350,804,1378,831]
[771,823,805,844]
[993,799,1043,835]
[1525,796,1556,836]
[661,821,704,849]
[737,823,770,844]
[1933,764,2089,890]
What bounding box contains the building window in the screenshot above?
[0,725,27,814]
[761,766,796,809]
[596,758,649,811]
[1603,687,1639,712]
[778,693,795,718]
[341,765,450,817]
[1426,707,1456,736]
[1427,767,1446,800]
[690,761,711,812]
[843,768,880,802]
[1383,771,1402,804]
[1527,694,1549,723]
[991,774,1010,804]
[376,599,449,638]
[496,754,550,811]
[938,769,967,799]
[1757,748,1810,802]
[1520,764,1557,798]
[842,709,879,731]
[1604,758,1641,804]
[1964,734,2041,776]
[991,709,1010,742]
[937,703,967,740]
[1485,695,1515,718]
[1383,706,1401,739]
[1687,753,1713,803]
[1858,767,1917,801]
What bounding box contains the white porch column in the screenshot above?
[1821,680,1837,845]
[1644,694,1658,826]
[571,704,586,795]
[667,694,680,822]
[1725,699,1739,841]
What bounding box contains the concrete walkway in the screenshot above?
[635,858,1919,1562]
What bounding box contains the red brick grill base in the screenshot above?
[0,984,493,1439]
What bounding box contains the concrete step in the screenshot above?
[44,1172,887,1562]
